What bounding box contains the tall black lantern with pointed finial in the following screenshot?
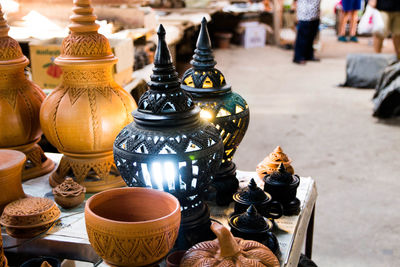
[113,25,224,249]
[181,18,250,206]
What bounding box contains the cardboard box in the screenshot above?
[29,38,63,89]
[239,22,267,48]
[29,37,134,89]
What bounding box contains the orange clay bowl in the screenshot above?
[85,187,181,267]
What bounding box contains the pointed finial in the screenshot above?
[0,5,10,38]
[278,163,286,173]
[154,24,172,66]
[247,204,258,216]
[274,146,283,153]
[191,17,216,69]
[147,24,180,92]
[248,178,257,190]
[69,0,99,33]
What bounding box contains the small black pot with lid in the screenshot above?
[229,205,280,254]
[263,163,300,216]
[233,178,283,219]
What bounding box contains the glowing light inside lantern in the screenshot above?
[200,109,213,120]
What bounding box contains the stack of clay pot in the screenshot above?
[40,0,137,192]
[256,146,294,179]
[0,5,54,181]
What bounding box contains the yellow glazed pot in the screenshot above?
[85,187,181,267]
[0,5,54,180]
[40,0,137,192]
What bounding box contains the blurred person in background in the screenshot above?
[338,0,362,42]
[370,0,400,59]
[293,0,321,64]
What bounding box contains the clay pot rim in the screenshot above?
[0,149,26,176]
[85,187,180,225]
[232,190,273,206]
[55,55,117,66]
[0,55,29,68]
[228,214,273,233]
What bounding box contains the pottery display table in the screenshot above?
[2,153,317,267]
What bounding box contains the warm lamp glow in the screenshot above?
[200,109,213,120]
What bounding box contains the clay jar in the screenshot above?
[229,205,279,254]
[263,163,300,216]
[0,150,26,213]
[85,187,181,267]
[53,178,86,209]
[0,6,53,180]
[0,197,61,238]
[233,179,282,219]
[40,0,137,192]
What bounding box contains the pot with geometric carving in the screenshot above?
[0,5,54,180]
[85,187,181,267]
[0,228,8,267]
[40,0,137,192]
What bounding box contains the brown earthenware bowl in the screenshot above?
[0,197,61,238]
[85,187,181,267]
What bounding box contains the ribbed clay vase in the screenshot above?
[0,150,26,213]
[0,5,54,180]
[40,0,137,192]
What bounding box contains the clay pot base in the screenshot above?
[10,140,55,181]
[4,222,54,239]
[49,154,125,193]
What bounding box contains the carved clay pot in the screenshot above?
[229,205,279,254]
[256,146,294,179]
[181,222,280,267]
[40,0,137,192]
[0,5,54,181]
[53,177,86,209]
[85,187,181,267]
[0,150,26,213]
[0,197,61,238]
[0,229,8,267]
[232,178,283,219]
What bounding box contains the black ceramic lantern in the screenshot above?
[113,25,224,249]
[181,18,250,206]
[229,205,280,254]
[263,163,301,216]
[233,178,283,219]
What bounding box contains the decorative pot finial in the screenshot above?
[69,0,99,33]
[191,17,216,70]
[0,5,9,38]
[148,24,180,92]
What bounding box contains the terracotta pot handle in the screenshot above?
[210,222,240,258]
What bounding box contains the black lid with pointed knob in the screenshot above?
[233,178,270,205]
[181,17,231,96]
[134,24,199,127]
[229,205,272,234]
[267,163,296,184]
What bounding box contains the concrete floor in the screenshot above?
[214,30,400,266]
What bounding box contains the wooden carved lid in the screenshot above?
[0,5,28,66]
[0,150,26,176]
[0,197,60,228]
[56,0,114,63]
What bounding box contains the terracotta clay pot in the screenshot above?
[0,5,54,181]
[181,222,279,267]
[40,0,137,192]
[0,229,8,267]
[256,146,294,179]
[0,197,61,238]
[0,150,26,213]
[85,187,181,267]
[53,178,86,209]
